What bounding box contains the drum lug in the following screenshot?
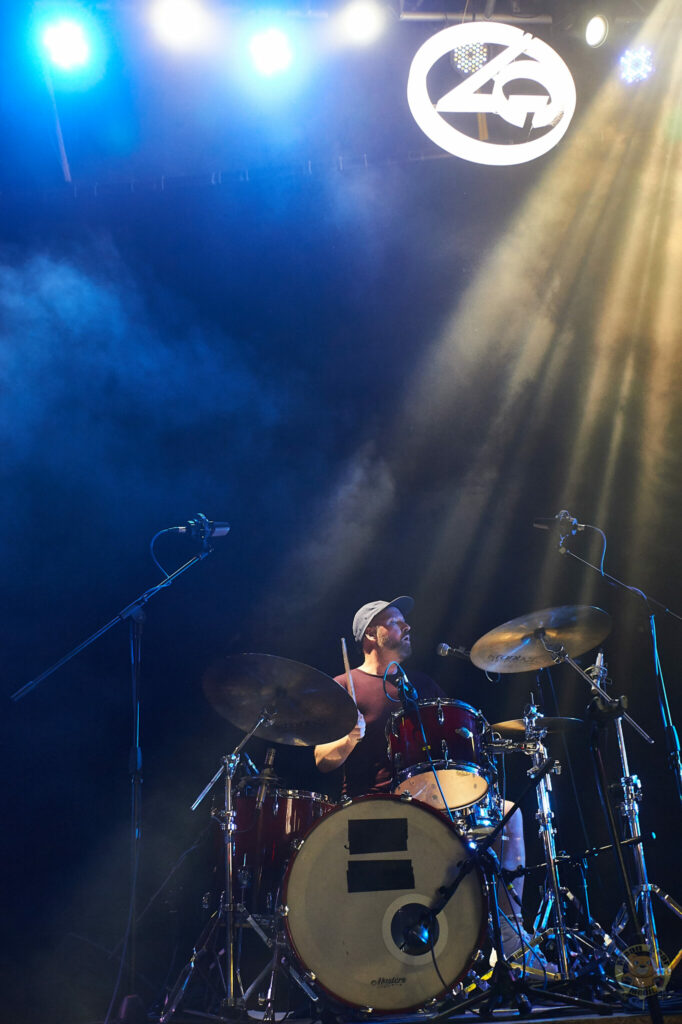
[291,838,305,852]
[280,904,289,917]
[441,739,449,761]
[341,795,353,807]
[398,791,413,802]
[436,700,445,726]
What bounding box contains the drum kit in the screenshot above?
[158,606,681,1023]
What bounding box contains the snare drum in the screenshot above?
[227,788,333,915]
[283,794,486,1012]
[387,699,492,811]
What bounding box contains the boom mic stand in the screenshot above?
[538,511,682,815]
[10,515,225,1024]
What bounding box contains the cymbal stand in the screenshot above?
[521,701,571,979]
[160,710,275,1023]
[540,636,665,1024]
[608,660,682,977]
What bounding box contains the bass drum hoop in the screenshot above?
[282,794,487,1013]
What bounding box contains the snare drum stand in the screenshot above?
[160,710,274,1023]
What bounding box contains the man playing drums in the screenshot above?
[314,596,531,963]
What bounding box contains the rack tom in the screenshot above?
[387,699,492,810]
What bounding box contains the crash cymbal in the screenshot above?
[492,717,584,736]
[202,653,358,747]
[470,605,611,673]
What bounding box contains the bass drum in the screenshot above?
[283,795,486,1012]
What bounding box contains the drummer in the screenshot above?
[314,596,530,961]
[314,596,443,797]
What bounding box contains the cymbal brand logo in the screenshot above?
[371,976,407,985]
[407,23,576,166]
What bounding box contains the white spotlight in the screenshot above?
[585,15,609,48]
[249,28,293,76]
[337,0,387,46]
[42,19,91,70]
[149,0,213,52]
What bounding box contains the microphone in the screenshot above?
[172,514,231,541]
[255,747,276,811]
[532,509,585,533]
[436,642,471,661]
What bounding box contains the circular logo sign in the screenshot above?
[407,22,576,166]
[614,944,671,999]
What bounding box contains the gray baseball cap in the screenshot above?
[352,596,414,644]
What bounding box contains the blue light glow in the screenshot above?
[619,46,654,84]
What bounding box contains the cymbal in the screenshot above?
[470,605,611,673]
[492,717,584,736]
[202,653,358,747]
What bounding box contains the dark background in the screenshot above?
[1,0,681,1020]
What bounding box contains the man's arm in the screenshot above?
[314,713,366,772]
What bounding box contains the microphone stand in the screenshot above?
[545,516,682,814]
[10,527,220,1023]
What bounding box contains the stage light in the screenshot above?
[619,46,654,84]
[451,42,489,75]
[249,28,293,76]
[41,18,91,70]
[585,15,609,48]
[336,0,387,46]
[149,0,213,52]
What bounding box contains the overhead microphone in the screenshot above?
[436,642,471,661]
[172,513,231,540]
[532,509,585,533]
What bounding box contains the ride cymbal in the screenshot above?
[202,653,358,746]
[470,605,611,673]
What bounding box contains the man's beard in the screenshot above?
[384,635,411,660]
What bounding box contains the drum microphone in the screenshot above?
[436,643,470,661]
[171,514,231,540]
[255,747,276,811]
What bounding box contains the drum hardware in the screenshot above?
[529,640,668,1023]
[416,766,612,1020]
[162,654,356,1023]
[603,658,682,986]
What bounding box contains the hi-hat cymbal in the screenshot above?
[202,653,358,747]
[470,605,611,673]
[492,717,584,736]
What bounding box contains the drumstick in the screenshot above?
[340,637,357,705]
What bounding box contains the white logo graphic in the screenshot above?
[407,23,576,166]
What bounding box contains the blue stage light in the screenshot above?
[249,28,293,76]
[41,17,91,70]
[619,46,654,84]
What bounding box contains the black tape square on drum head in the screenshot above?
[347,817,408,854]
[346,859,415,893]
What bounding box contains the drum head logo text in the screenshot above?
[407,23,576,166]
